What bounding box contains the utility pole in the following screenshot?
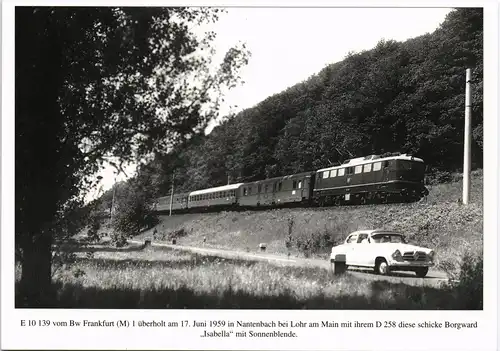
[110,177,117,220]
[169,171,174,216]
[463,68,472,205]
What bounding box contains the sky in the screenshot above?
[87,7,453,202]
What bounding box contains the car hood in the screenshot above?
[374,243,433,253]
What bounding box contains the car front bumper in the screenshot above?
[388,260,434,268]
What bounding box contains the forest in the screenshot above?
[146,8,483,197]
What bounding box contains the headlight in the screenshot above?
[391,250,403,262]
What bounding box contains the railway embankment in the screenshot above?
[135,170,483,273]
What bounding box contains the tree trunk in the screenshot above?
[17,233,53,307]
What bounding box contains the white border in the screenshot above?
[1,1,498,351]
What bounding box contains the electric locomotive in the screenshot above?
[313,153,428,205]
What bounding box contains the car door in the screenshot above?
[344,234,358,265]
[352,233,370,267]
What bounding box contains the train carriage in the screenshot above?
[156,192,190,212]
[314,153,428,205]
[188,183,244,210]
[239,172,314,208]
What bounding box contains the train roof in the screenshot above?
[242,171,313,185]
[316,154,424,173]
[189,183,244,196]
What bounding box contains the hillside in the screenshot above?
[135,170,483,271]
[149,8,483,198]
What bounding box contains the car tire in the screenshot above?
[375,259,390,275]
[414,267,429,278]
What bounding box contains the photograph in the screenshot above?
[3,3,498,350]
[13,6,485,310]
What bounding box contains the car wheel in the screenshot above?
[414,267,429,278]
[375,259,390,275]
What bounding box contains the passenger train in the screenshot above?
[155,153,429,213]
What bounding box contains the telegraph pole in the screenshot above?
[463,68,472,205]
[169,171,174,216]
[110,177,117,220]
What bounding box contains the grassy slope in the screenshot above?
[136,171,483,270]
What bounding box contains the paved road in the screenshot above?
[127,239,450,287]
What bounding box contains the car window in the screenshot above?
[357,234,368,243]
[371,234,406,243]
[346,234,358,243]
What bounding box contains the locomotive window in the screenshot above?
[258,184,262,193]
[330,169,337,178]
[346,167,354,175]
[338,168,345,176]
[298,181,302,189]
[248,187,252,195]
[399,161,418,170]
[278,182,282,191]
[243,188,247,196]
[363,164,372,172]
[354,165,362,174]
[373,162,381,171]
[264,184,269,193]
[292,180,297,189]
[322,171,329,179]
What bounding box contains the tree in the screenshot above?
[15,7,249,306]
[110,168,160,246]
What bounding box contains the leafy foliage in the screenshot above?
[110,167,162,244]
[15,7,249,306]
[445,252,483,309]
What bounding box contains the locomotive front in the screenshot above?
[386,155,428,202]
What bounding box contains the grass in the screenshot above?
[16,247,479,309]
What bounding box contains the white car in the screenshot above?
[330,229,435,277]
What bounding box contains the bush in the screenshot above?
[447,252,483,309]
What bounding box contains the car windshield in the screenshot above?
[371,234,406,243]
